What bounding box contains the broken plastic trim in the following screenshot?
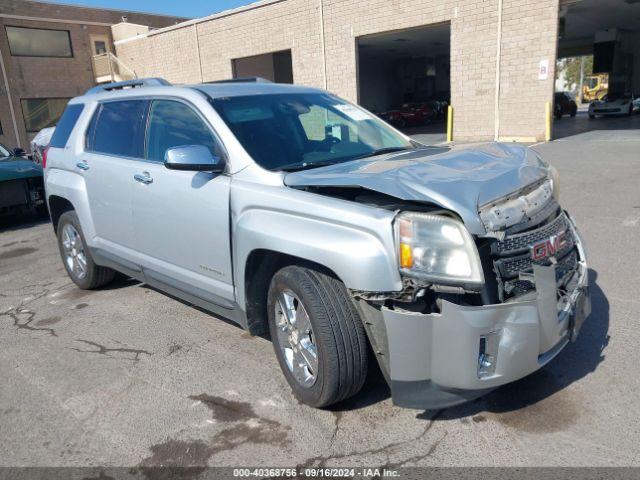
[479,179,554,232]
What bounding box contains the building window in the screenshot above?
[21,98,70,133]
[5,26,73,58]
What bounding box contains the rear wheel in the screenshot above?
[267,265,368,408]
[57,211,115,289]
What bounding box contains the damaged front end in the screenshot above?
[353,182,591,409]
[285,142,591,408]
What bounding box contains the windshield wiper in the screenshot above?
[350,146,412,161]
[278,159,342,172]
[279,147,412,172]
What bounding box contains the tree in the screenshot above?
[559,56,593,91]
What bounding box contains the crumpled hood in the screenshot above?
[284,142,550,234]
[0,158,43,182]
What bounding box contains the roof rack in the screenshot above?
[85,78,171,95]
[205,77,273,84]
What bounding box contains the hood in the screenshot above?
[0,158,43,182]
[596,98,631,107]
[284,143,550,234]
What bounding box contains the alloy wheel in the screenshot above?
[274,290,318,388]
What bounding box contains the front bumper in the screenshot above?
[375,217,591,409]
[592,107,626,115]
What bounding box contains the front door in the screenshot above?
[131,99,234,303]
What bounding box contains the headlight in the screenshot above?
[395,212,484,286]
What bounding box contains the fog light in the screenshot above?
[478,330,501,378]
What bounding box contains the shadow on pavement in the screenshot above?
[553,110,640,141]
[0,210,50,234]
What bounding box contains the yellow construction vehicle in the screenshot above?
[582,74,608,102]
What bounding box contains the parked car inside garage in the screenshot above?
[589,92,640,118]
[554,92,578,119]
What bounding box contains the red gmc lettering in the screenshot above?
[531,231,568,261]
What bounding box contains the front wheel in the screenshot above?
[267,265,368,408]
[57,211,115,289]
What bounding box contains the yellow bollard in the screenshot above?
[545,101,552,142]
[446,105,453,142]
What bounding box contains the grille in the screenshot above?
[490,211,579,300]
[493,211,571,257]
[494,236,575,278]
[502,250,579,297]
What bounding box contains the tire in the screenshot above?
[57,211,115,289]
[589,113,595,119]
[267,265,368,408]
[570,107,577,117]
[628,105,633,116]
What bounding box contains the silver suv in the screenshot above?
[44,78,590,409]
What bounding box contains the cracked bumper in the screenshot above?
[380,220,591,410]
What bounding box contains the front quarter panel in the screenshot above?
[231,178,402,308]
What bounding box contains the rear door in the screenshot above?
[131,98,234,303]
[82,99,148,257]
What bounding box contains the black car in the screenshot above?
[554,92,578,119]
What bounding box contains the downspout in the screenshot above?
[494,0,504,141]
[0,46,20,148]
[319,0,328,89]
[194,23,204,83]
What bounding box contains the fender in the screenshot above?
[232,187,404,310]
[45,168,95,243]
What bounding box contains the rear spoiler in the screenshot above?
[85,78,171,95]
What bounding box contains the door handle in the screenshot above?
[76,161,90,171]
[134,172,153,184]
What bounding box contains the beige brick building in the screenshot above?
[0,0,183,148]
[113,0,563,142]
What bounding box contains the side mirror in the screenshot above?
[13,147,26,157]
[164,145,225,173]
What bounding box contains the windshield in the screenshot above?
[210,93,414,171]
[0,143,11,158]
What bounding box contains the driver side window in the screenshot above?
[146,100,222,162]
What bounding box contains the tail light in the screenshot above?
[42,147,49,169]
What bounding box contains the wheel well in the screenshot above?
[243,249,337,335]
[48,196,74,233]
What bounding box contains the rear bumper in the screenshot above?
[375,217,591,409]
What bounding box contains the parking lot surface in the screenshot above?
[1,128,639,468]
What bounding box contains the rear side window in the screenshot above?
[86,100,148,158]
[49,104,84,148]
[145,100,222,162]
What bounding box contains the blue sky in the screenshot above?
[44,0,257,18]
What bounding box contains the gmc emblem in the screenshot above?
[531,230,568,261]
